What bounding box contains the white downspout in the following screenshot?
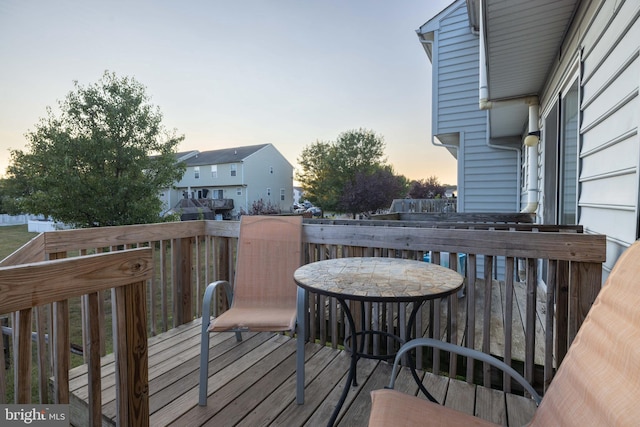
[479,0,490,110]
[521,104,540,213]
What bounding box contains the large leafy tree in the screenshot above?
[5,71,185,227]
[296,141,339,211]
[297,128,405,215]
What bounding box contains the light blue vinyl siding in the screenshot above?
[433,2,519,214]
[564,0,638,275]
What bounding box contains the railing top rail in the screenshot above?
[302,224,606,262]
[0,233,46,267]
[4,219,601,266]
[0,247,153,314]
[372,212,536,223]
[42,221,207,254]
[306,218,583,232]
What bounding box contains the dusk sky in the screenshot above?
[0,0,457,184]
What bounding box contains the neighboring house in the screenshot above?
[417,0,639,278]
[161,143,295,218]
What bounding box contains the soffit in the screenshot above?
[469,0,579,138]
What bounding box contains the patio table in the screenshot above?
[294,256,464,427]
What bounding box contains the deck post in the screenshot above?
[115,281,149,427]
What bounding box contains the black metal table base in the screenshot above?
[326,299,436,427]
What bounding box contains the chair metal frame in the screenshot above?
[198,215,307,407]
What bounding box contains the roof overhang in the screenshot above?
[468,0,579,139]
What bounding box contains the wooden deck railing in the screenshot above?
[0,248,152,426]
[1,218,606,410]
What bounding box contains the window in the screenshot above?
[280,188,285,201]
[559,80,579,225]
[230,164,237,177]
[542,103,559,223]
[194,166,200,179]
[212,189,223,199]
[541,65,580,227]
[211,165,217,178]
[267,188,271,197]
[236,187,242,196]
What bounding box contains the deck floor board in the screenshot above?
[68,315,539,426]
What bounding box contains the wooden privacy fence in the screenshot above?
[0,248,152,426]
[386,198,458,214]
[1,218,605,405]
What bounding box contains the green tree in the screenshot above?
[296,141,339,211]
[408,176,446,199]
[0,179,8,214]
[340,166,407,218]
[0,177,23,215]
[296,128,403,215]
[5,71,186,227]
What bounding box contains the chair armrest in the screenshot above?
[201,280,232,334]
[389,338,542,405]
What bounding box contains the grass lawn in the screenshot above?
[0,224,40,261]
[1,224,89,403]
[2,225,168,404]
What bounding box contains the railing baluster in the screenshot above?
[503,257,515,392]
[555,260,569,366]
[319,294,327,346]
[448,293,458,378]
[448,252,460,378]
[386,302,393,356]
[150,241,157,337]
[195,236,201,318]
[545,260,557,393]
[160,240,168,331]
[87,291,102,426]
[466,253,477,383]
[16,308,32,403]
[483,255,494,387]
[35,305,49,403]
[53,300,70,404]
[0,316,6,403]
[525,258,537,387]
[372,302,380,357]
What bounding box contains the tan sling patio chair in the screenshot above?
[369,239,640,426]
[199,215,306,406]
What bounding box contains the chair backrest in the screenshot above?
[231,215,303,309]
[531,240,640,426]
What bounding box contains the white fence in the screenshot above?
[0,214,45,227]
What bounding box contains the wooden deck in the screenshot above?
[68,317,538,427]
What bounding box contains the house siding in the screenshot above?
[241,145,295,213]
[165,144,294,217]
[540,0,640,275]
[432,1,519,213]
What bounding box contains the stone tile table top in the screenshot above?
[294,257,463,302]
